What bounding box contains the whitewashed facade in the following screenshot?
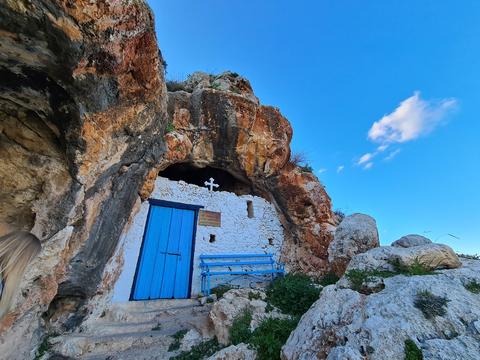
[111,177,284,302]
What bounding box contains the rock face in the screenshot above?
[207,343,257,360]
[209,289,286,346]
[345,243,462,273]
[392,234,432,248]
[0,1,335,357]
[154,72,336,274]
[282,259,480,360]
[328,213,379,275]
[0,1,166,358]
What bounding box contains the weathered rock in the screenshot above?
[207,343,257,360]
[209,289,286,345]
[157,74,336,274]
[392,234,432,248]
[328,213,379,275]
[179,329,203,352]
[0,0,167,357]
[0,1,336,356]
[282,259,480,360]
[346,244,462,274]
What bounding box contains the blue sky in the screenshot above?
[149,0,480,254]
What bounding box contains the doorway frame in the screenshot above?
[129,199,203,301]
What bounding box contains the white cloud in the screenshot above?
[317,168,327,174]
[358,152,374,165]
[384,149,401,161]
[368,91,457,144]
[377,144,388,152]
[337,165,345,173]
[363,162,373,169]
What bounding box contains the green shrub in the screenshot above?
[165,122,175,133]
[230,309,253,345]
[266,273,320,317]
[210,284,236,299]
[168,329,188,351]
[404,339,423,360]
[300,164,313,173]
[414,290,448,319]
[248,291,262,300]
[34,337,51,360]
[250,317,298,360]
[319,272,340,286]
[391,258,434,276]
[465,280,480,294]
[170,338,222,360]
[345,269,397,292]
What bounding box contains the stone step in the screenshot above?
[50,331,172,359]
[104,299,202,322]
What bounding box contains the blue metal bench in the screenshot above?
[200,253,285,296]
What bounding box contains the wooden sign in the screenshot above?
[198,210,221,227]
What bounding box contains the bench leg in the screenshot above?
[207,274,211,296]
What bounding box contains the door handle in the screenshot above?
[160,252,181,257]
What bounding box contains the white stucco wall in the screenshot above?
[111,177,284,302]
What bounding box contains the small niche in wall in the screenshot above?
[268,238,274,246]
[247,200,254,218]
[209,234,216,243]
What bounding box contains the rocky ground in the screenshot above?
[282,247,480,360]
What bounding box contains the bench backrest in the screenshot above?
[200,254,276,270]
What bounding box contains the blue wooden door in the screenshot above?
[131,204,196,300]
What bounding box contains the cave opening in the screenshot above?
[158,163,253,195]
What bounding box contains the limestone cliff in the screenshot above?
[0,1,334,357]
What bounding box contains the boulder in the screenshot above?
[207,343,257,360]
[328,213,380,275]
[209,289,286,345]
[392,234,432,248]
[282,259,480,360]
[346,244,462,274]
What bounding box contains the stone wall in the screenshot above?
[111,177,284,301]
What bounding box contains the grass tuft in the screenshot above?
[168,329,188,352]
[250,317,298,360]
[404,339,423,360]
[170,338,222,360]
[266,273,320,317]
[465,280,480,294]
[210,284,236,299]
[414,290,448,319]
[319,272,340,287]
[230,309,253,345]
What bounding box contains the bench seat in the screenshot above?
[200,253,284,295]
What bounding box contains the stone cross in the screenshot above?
[204,177,219,191]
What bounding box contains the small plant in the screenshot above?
[404,339,423,360]
[248,291,262,301]
[165,122,175,133]
[414,290,448,319]
[334,209,345,223]
[211,82,221,90]
[266,273,320,317]
[300,164,313,173]
[391,258,434,276]
[250,317,299,360]
[35,336,51,360]
[151,323,162,331]
[168,329,189,351]
[345,269,397,292]
[465,280,480,294]
[289,151,307,166]
[230,309,253,345]
[319,272,340,286]
[170,338,222,360]
[210,284,236,299]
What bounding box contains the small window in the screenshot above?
[268,238,274,246]
[209,234,216,243]
[247,201,254,218]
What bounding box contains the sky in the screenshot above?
[149,0,480,254]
